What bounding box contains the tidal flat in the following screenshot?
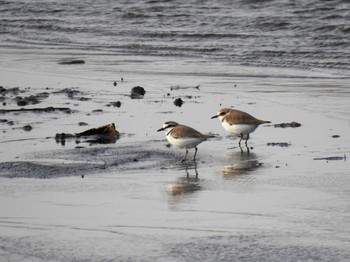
[0,65,349,261]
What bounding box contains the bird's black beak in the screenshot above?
[211,115,218,119]
[157,127,165,132]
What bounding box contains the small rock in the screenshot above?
[113,81,117,86]
[131,86,146,99]
[174,98,183,107]
[23,125,32,132]
[332,135,340,138]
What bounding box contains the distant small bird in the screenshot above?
[212,108,270,147]
[158,121,215,162]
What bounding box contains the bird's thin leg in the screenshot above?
[245,134,249,147]
[238,134,243,147]
[193,147,198,162]
[181,149,188,162]
[245,134,250,154]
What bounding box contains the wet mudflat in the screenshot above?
[0,67,350,261]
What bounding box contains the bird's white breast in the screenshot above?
[166,134,204,149]
[221,121,258,136]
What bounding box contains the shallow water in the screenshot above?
[1,0,350,73]
[1,1,350,261]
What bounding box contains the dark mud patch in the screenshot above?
[106,101,121,108]
[267,142,291,147]
[0,107,72,114]
[58,59,85,65]
[0,141,178,178]
[1,86,49,106]
[15,92,50,106]
[274,122,301,128]
[314,154,347,161]
[53,88,90,101]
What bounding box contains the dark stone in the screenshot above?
[131,86,146,99]
[174,98,183,107]
[23,125,33,131]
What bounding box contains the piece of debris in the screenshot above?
[332,135,340,138]
[113,81,117,87]
[55,123,119,145]
[314,154,347,161]
[274,122,301,128]
[173,98,183,107]
[58,60,85,65]
[131,86,146,99]
[77,123,118,137]
[267,142,291,147]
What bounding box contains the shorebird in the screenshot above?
[157,121,214,162]
[211,108,270,147]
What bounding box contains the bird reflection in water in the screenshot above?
[167,165,201,196]
[222,151,262,178]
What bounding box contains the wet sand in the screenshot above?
[1,66,350,261]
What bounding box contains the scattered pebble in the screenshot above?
[131,86,146,99]
[23,125,33,132]
[174,98,183,107]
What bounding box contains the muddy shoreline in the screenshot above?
[0,67,349,262]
